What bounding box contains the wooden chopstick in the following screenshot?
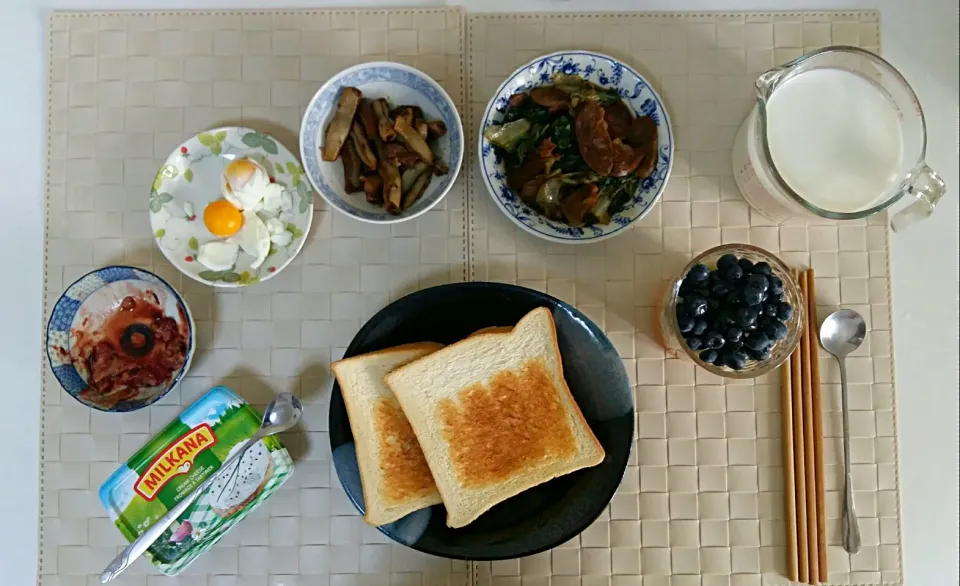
[800,270,819,584]
[807,268,828,579]
[780,357,799,582]
[791,269,809,584]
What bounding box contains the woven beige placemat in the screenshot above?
[39,8,903,586]
[41,8,469,585]
[466,12,901,586]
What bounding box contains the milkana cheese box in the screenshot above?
[98,386,294,575]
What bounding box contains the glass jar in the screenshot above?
[657,244,805,379]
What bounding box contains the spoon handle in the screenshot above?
[837,358,862,554]
[99,433,262,583]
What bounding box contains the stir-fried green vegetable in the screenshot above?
[488,73,647,226]
[483,119,531,152]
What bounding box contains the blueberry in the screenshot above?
[707,298,722,311]
[679,278,694,297]
[686,296,708,316]
[762,302,780,318]
[738,258,755,273]
[725,326,743,344]
[725,349,749,370]
[687,263,710,283]
[722,265,744,284]
[685,336,704,350]
[704,330,726,350]
[715,310,736,328]
[733,306,759,328]
[744,320,758,332]
[776,302,794,321]
[768,275,784,297]
[753,261,772,276]
[692,319,709,335]
[742,287,765,306]
[748,347,771,361]
[717,254,739,271]
[765,321,788,340]
[744,274,769,292]
[711,280,731,296]
[724,291,742,307]
[744,331,771,352]
[699,349,718,364]
[677,314,694,333]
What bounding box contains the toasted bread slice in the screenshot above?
[385,308,605,528]
[331,343,444,525]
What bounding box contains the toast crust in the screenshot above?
[374,398,438,503]
[437,358,578,488]
[331,342,444,370]
[468,326,513,337]
[331,342,444,525]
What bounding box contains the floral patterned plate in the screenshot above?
[149,127,314,287]
[478,51,674,243]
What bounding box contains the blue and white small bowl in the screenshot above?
[300,62,464,224]
[45,266,195,412]
[479,51,674,243]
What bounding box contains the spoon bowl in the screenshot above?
[261,393,304,433]
[820,309,867,358]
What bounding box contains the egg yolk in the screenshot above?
[224,158,261,193]
[203,199,243,237]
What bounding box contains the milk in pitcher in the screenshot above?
[732,66,909,222]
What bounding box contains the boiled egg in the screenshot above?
[222,158,273,212]
[203,199,244,237]
[196,241,240,271]
[228,210,271,269]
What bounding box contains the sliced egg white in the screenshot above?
[197,241,240,271]
[265,217,285,235]
[259,183,287,217]
[271,231,293,246]
[229,210,271,270]
[264,216,293,246]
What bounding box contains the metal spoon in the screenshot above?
[100,393,303,583]
[819,310,866,554]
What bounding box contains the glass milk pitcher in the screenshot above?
[731,46,945,231]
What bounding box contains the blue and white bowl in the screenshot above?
[479,51,674,243]
[45,266,195,412]
[300,62,464,224]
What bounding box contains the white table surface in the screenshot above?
[1,0,956,584]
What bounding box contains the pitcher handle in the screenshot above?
[890,163,946,232]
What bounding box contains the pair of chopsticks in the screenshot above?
[781,268,827,584]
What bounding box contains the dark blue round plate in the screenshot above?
[329,282,634,560]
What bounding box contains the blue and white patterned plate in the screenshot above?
[300,62,464,224]
[478,51,674,243]
[45,266,195,412]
